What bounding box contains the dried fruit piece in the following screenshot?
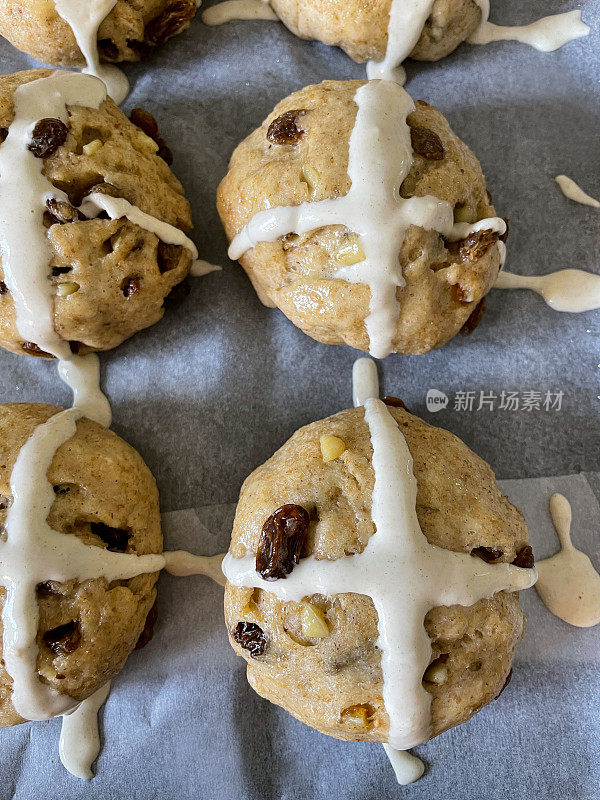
[300,602,329,638]
[46,198,82,224]
[83,139,103,156]
[22,341,53,358]
[157,242,182,273]
[135,601,158,650]
[90,521,131,552]
[382,396,409,411]
[500,217,510,243]
[145,0,196,46]
[130,108,159,140]
[43,620,81,655]
[0,281,7,295]
[256,504,310,581]
[460,298,486,336]
[122,277,141,298]
[301,164,320,198]
[56,282,79,297]
[334,233,366,266]
[512,545,534,569]
[98,38,119,60]
[36,581,55,596]
[459,229,499,262]
[233,621,268,657]
[340,704,374,725]
[28,118,68,159]
[267,110,306,145]
[471,545,503,563]
[410,126,445,160]
[424,657,449,685]
[320,435,346,463]
[0,127,8,143]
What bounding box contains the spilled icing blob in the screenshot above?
[59,682,111,779]
[54,0,129,104]
[468,5,589,51]
[535,493,600,628]
[223,358,536,780]
[494,269,600,312]
[555,175,600,209]
[229,81,504,358]
[190,259,223,276]
[202,0,277,26]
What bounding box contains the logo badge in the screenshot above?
[426,389,449,413]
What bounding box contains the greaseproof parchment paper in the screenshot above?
[0,0,598,796]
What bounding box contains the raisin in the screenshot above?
[130,108,159,140]
[22,341,53,358]
[410,126,445,160]
[500,218,509,243]
[163,277,191,307]
[46,198,82,224]
[122,277,141,298]
[233,621,268,657]
[90,521,131,552]
[127,39,152,58]
[512,545,534,569]
[460,298,486,336]
[459,229,499,262]
[256,504,310,581]
[382,396,409,412]
[145,0,196,46]
[157,242,182,273]
[267,110,306,146]
[155,136,173,164]
[52,266,72,276]
[53,484,71,495]
[28,118,68,159]
[0,281,7,295]
[36,581,55,596]
[135,601,158,649]
[0,127,8,144]
[98,38,119,60]
[43,620,81,655]
[69,341,81,355]
[471,545,503,563]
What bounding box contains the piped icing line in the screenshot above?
[555,175,600,209]
[79,193,199,259]
[494,269,600,313]
[228,81,505,359]
[368,0,589,84]
[222,358,537,753]
[535,494,600,628]
[54,0,130,104]
[202,0,278,26]
[59,682,111,779]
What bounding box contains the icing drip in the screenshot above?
[229,81,504,359]
[469,4,589,52]
[222,358,536,758]
[190,259,223,276]
[164,551,226,586]
[202,0,277,26]
[352,357,379,407]
[383,744,425,785]
[368,0,588,84]
[535,494,600,628]
[54,0,129,104]
[59,682,111,779]
[555,175,600,209]
[494,269,600,313]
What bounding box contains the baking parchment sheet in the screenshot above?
[0,0,598,796]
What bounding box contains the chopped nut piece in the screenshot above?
[28,118,68,159]
[410,126,445,160]
[319,434,346,463]
[334,234,366,266]
[267,110,306,145]
[301,165,321,198]
[340,704,374,726]
[424,660,449,685]
[233,621,268,657]
[83,138,103,156]
[300,602,330,638]
[256,504,310,581]
[56,282,79,297]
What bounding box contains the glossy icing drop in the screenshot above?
[494,269,600,312]
[229,81,504,359]
[202,0,277,26]
[223,358,536,777]
[535,494,600,628]
[555,175,600,209]
[54,0,129,103]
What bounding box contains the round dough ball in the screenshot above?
[224,402,531,743]
[270,0,482,63]
[0,403,162,726]
[0,0,197,66]
[0,70,193,358]
[217,80,503,356]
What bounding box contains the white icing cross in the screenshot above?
[228,81,505,359]
[223,357,537,751]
